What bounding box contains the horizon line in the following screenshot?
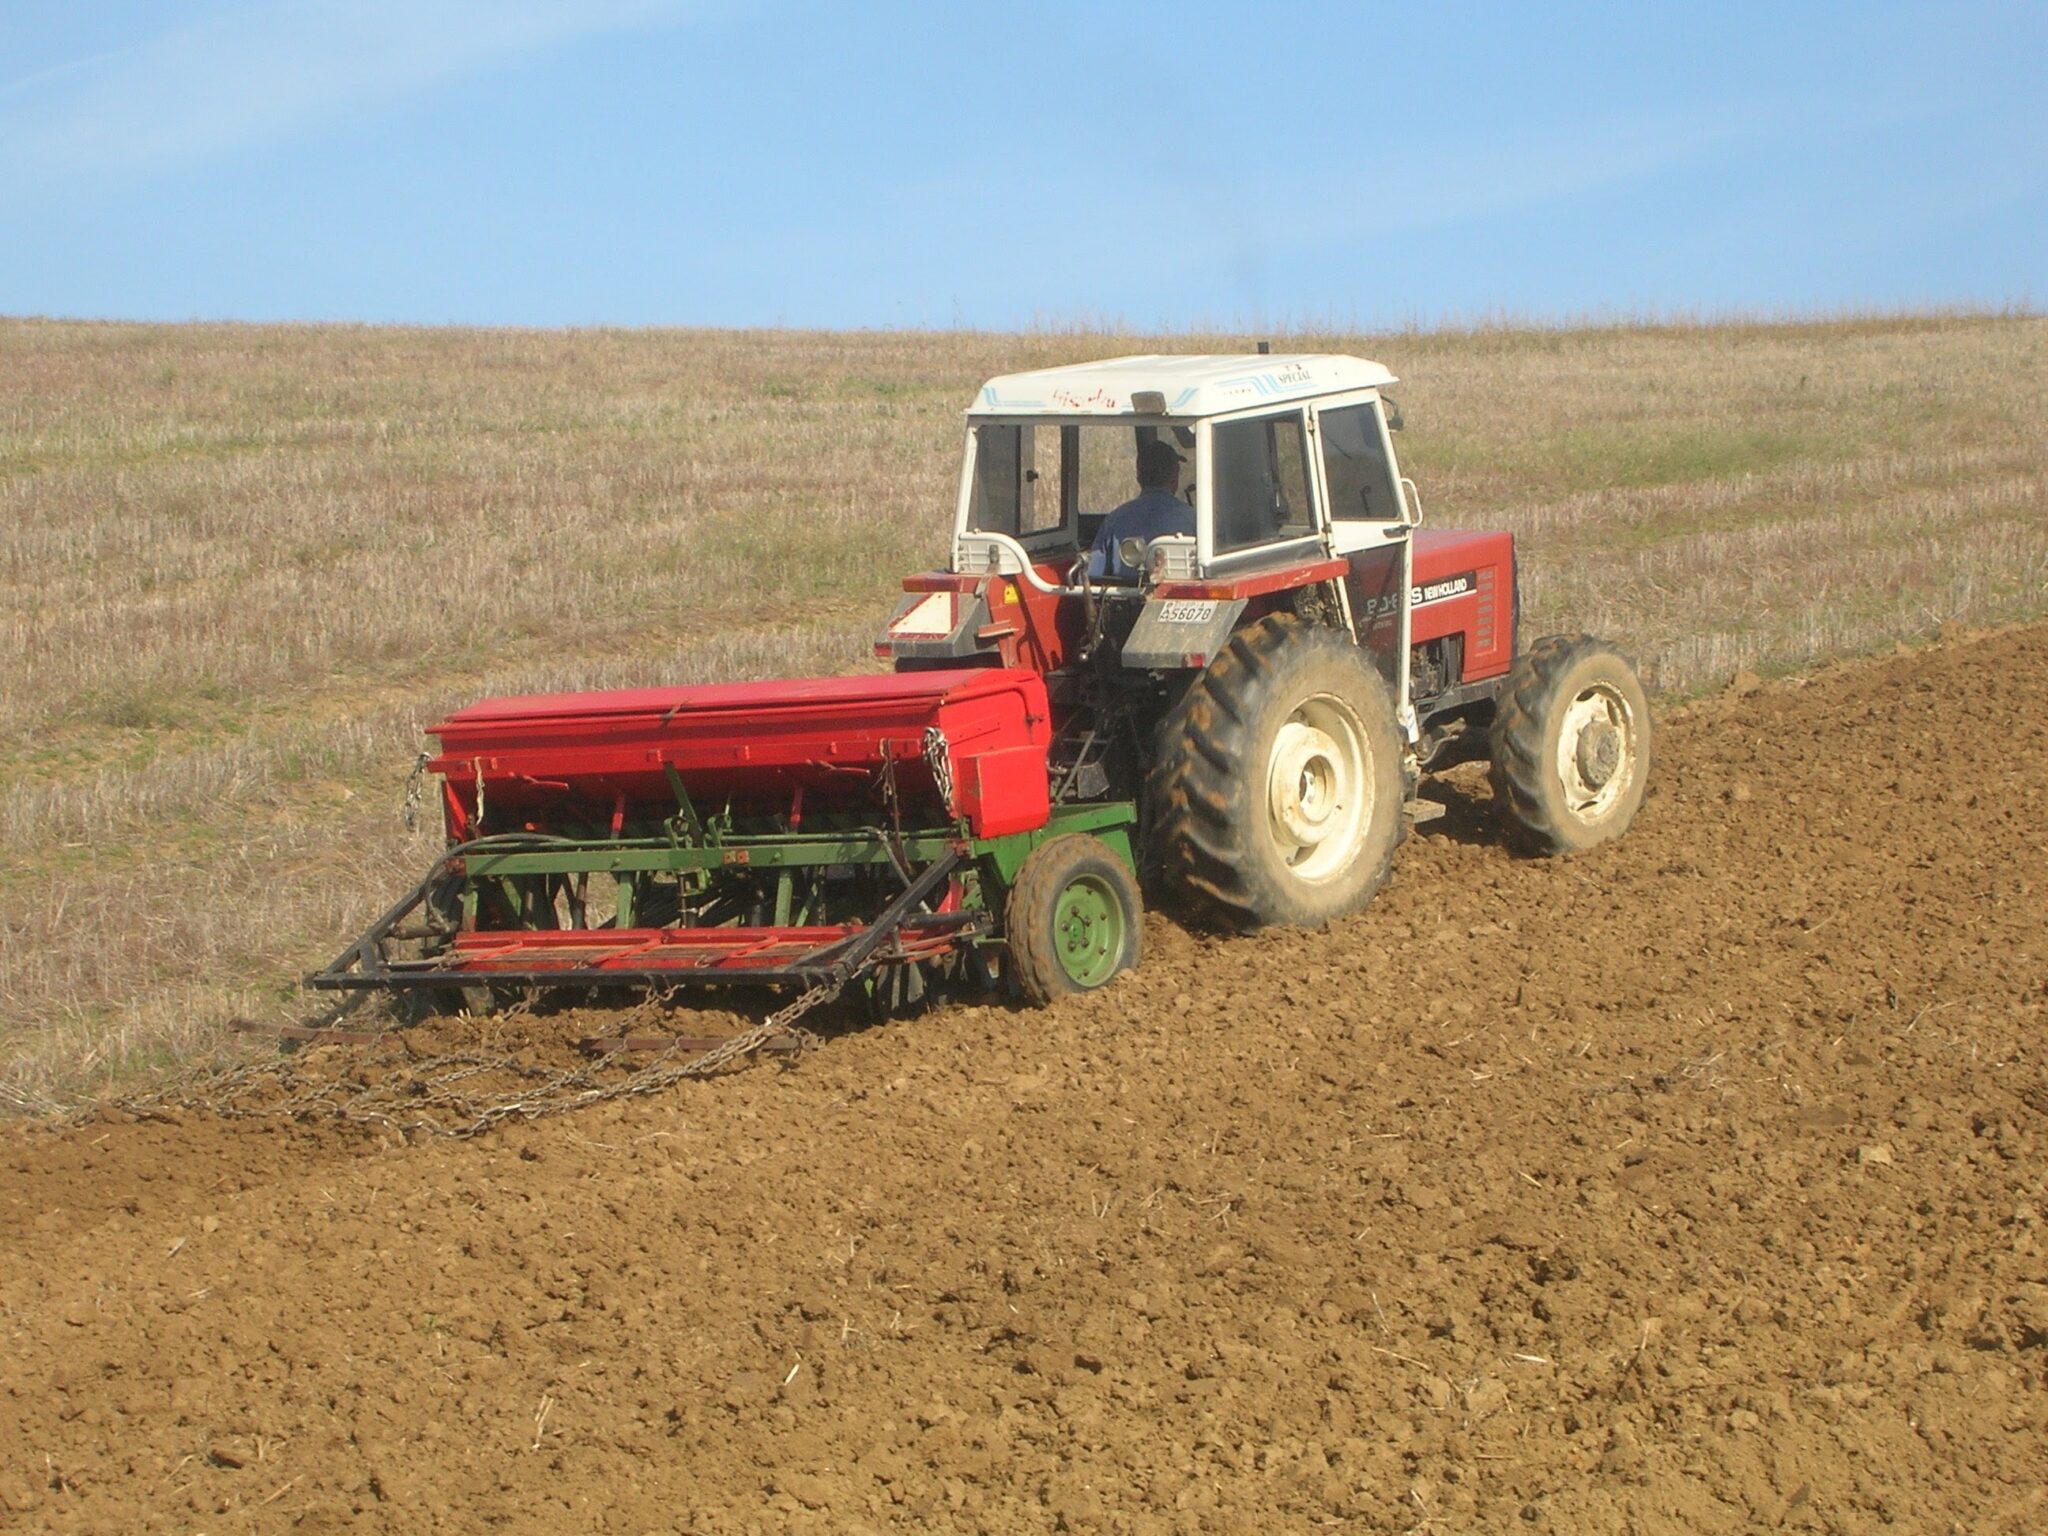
[0,300,2038,344]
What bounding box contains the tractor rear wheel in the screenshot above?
[1489,634,1651,854]
[1006,834,1144,1004]
[1149,613,1405,930]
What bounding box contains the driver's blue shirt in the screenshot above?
[1090,487,1195,579]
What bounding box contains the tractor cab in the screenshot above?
[880,354,1428,721]
[949,352,1416,585]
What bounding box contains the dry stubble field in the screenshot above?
[0,314,2045,1532]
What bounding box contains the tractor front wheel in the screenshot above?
[1149,613,1405,930]
[1006,835,1144,1004]
[1489,634,1652,854]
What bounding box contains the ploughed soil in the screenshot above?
[5,625,2047,1535]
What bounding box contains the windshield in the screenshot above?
[965,422,1194,550]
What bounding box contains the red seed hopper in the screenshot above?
[427,668,1055,845]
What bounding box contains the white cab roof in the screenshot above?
[972,353,1398,419]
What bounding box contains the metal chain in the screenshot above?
[922,725,956,815]
[401,750,429,831]
[643,979,835,1081]
[91,980,843,1141]
[428,978,840,1135]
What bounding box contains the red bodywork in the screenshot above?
[891,535,1515,689]
[1408,529,1516,684]
[1151,557,1353,602]
[429,668,1055,842]
[898,568,1090,673]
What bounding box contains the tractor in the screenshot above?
[315,354,1649,1019]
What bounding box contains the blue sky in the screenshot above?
[1,1,2042,330]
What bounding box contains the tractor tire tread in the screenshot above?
[1488,633,1651,856]
[1147,613,1404,932]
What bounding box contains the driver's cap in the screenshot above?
[1137,439,1185,485]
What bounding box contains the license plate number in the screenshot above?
[1157,600,1217,624]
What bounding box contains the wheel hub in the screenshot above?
[1575,720,1621,789]
[1262,696,1373,883]
[1052,876,1122,986]
[1268,721,1346,848]
[1554,684,1637,821]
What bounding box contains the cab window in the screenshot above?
[967,423,1187,548]
[967,424,1023,537]
[1319,402,1403,524]
[1209,410,1314,555]
[966,425,1064,540]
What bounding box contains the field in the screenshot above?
[2,313,2045,1104]
[2,315,2047,1531]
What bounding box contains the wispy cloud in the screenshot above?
[1307,106,1767,246]
[0,47,136,105]
[0,0,686,184]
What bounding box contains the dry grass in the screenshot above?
[3,313,2044,1107]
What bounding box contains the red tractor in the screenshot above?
[317,355,1649,1017]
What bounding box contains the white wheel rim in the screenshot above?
[1555,683,1637,823]
[1264,693,1372,883]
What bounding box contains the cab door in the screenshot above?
[1312,394,1414,719]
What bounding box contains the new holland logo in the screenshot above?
[1411,570,1476,608]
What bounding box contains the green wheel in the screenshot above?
[1005,834,1143,1004]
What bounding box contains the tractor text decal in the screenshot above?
[1411,571,1476,608]
[1350,569,1476,622]
[1049,386,1118,410]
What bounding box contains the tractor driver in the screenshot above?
[1090,438,1193,580]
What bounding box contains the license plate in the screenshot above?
[1157,600,1217,624]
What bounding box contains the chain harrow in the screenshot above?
[94,980,841,1141]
